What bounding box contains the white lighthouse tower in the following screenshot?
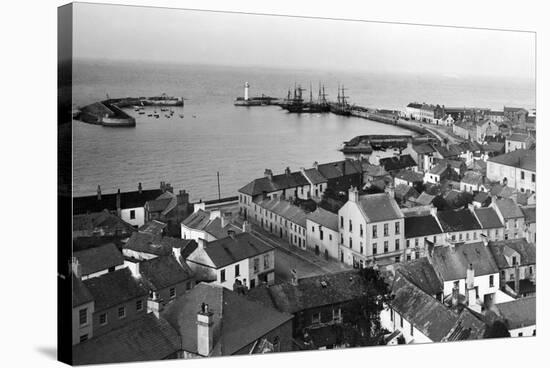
[244,82,250,101]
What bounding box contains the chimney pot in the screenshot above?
[138,182,142,194]
[97,185,102,200]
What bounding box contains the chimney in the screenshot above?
[430,206,437,218]
[165,183,174,193]
[160,181,166,193]
[264,169,273,181]
[177,190,189,205]
[242,221,251,233]
[97,185,102,200]
[70,257,82,279]
[149,290,164,318]
[348,186,359,203]
[291,269,298,286]
[451,284,459,307]
[116,189,121,217]
[127,259,140,278]
[221,213,230,228]
[481,234,489,247]
[285,167,291,176]
[514,264,520,294]
[466,263,475,289]
[227,229,236,239]
[385,181,395,198]
[138,182,142,194]
[172,246,182,264]
[313,161,319,169]
[197,303,214,357]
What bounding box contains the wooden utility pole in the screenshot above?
[217,171,221,200]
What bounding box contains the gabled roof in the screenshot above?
[434,144,462,158]
[139,255,194,291]
[124,232,197,257]
[316,160,362,179]
[182,209,211,229]
[189,233,273,269]
[430,242,500,280]
[507,133,533,143]
[72,210,135,235]
[413,192,436,206]
[488,239,536,269]
[357,193,403,223]
[521,206,536,224]
[203,218,243,240]
[394,184,419,200]
[496,297,536,330]
[412,143,436,155]
[238,170,309,197]
[83,268,148,311]
[73,275,94,308]
[74,243,124,277]
[404,214,443,239]
[247,270,370,314]
[362,163,388,177]
[138,220,167,235]
[396,258,443,296]
[73,189,162,214]
[473,207,503,229]
[461,171,484,186]
[379,155,417,172]
[436,209,481,232]
[302,168,327,185]
[407,102,423,109]
[495,198,524,219]
[162,283,293,356]
[473,191,490,205]
[488,149,535,171]
[394,169,424,183]
[306,207,338,232]
[429,161,451,176]
[72,314,181,365]
[256,197,308,228]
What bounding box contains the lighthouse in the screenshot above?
[244,82,250,101]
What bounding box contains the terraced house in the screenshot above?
[338,188,404,267]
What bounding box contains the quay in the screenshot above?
[340,134,436,154]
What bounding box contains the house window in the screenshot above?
[489,275,494,288]
[529,266,533,275]
[332,308,342,323]
[79,308,88,326]
[359,224,363,237]
[254,258,260,273]
[414,238,419,247]
[400,316,403,328]
[118,306,126,319]
[373,243,377,255]
[264,254,270,269]
[512,256,517,265]
[410,323,414,336]
[395,256,400,263]
[312,226,315,233]
[130,210,136,220]
[312,312,321,324]
[395,222,400,235]
[521,171,525,180]
[390,309,394,322]
[349,220,353,232]
[340,216,344,228]
[452,234,456,241]
[473,232,477,240]
[80,334,89,343]
[329,234,332,241]
[340,234,343,245]
[514,219,518,229]
[532,174,536,183]
[372,225,378,238]
[320,229,324,240]
[406,239,410,248]
[349,237,353,249]
[235,264,240,277]
[466,233,470,241]
[518,332,523,337]
[384,241,389,253]
[459,233,463,241]
[220,269,226,282]
[395,239,400,251]
[99,313,107,325]
[360,243,364,254]
[136,299,143,311]
[384,223,389,236]
[406,254,411,261]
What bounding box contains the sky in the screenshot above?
[73,3,536,80]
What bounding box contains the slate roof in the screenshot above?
[146,197,173,213]
[138,220,167,235]
[521,206,536,224]
[488,239,536,269]
[488,149,536,171]
[404,215,443,239]
[124,232,197,257]
[473,191,490,205]
[461,171,484,186]
[162,283,293,356]
[394,169,424,183]
[306,207,338,232]
[73,275,94,308]
[507,133,532,143]
[389,274,485,342]
[481,142,505,154]
[407,103,423,109]
[473,207,503,229]
[316,160,362,179]
[190,233,273,269]
[413,192,436,206]
[74,243,124,277]
[496,297,536,330]
[396,258,443,296]
[394,184,419,201]
[489,184,516,199]
[495,198,524,219]
[430,242,500,280]
[238,170,309,197]
[83,268,148,311]
[140,255,194,291]
[412,143,436,155]
[436,209,481,232]
[362,163,388,177]
[302,168,327,185]
[203,218,243,240]
[433,144,461,158]
[357,193,403,223]
[247,270,371,314]
[181,209,211,229]
[379,155,417,172]
[256,197,308,228]
[72,210,135,235]
[73,189,162,214]
[429,161,450,175]
[72,314,181,365]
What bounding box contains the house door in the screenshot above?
[280,228,283,238]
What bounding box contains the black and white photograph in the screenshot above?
[4,1,545,367]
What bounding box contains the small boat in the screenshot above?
[139,111,145,115]
[179,114,184,118]
[147,114,152,117]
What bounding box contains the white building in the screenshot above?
[181,209,245,241]
[306,207,339,260]
[72,243,125,280]
[435,208,483,244]
[495,297,536,337]
[403,212,444,261]
[473,207,505,241]
[186,232,275,290]
[505,133,535,153]
[338,188,404,267]
[487,149,536,193]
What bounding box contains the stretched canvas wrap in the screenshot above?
[58,2,536,365]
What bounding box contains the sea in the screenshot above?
[72,59,535,201]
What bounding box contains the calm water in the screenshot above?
[73,60,535,201]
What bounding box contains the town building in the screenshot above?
[186,232,275,290]
[405,103,445,124]
[495,297,536,337]
[486,149,536,193]
[424,161,459,184]
[505,133,535,153]
[144,188,193,236]
[492,198,525,240]
[338,189,405,267]
[72,243,125,280]
[394,184,420,206]
[473,207,505,241]
[503,106,529,126]
[181,209,244,242]
[521,206,536,244]
[411,143,437,172]
[162,283,293,357]
[306,207,339,260]
[72,210,136,239]
[436,208,482,244]
[403,213,443,261]
[72,275,95,345]
[393,169,424,187]
[487,110,505,124]
[452,120,499,142]
[301,167,328,201]
[251,197,307,249]
[460,171,489,193]
[488,239,536,298]
[123,231,197,261]
[73,183,164,227]
[379,154,417,174]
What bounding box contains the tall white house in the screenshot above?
[487,149,535,193]
[338,188,405,267]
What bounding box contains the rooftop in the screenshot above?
[306,207,338,232]
[473,207,504,229]
[162,283,293,356]
[357,193,403,223]
[396,258,443,296]
[430,242,500,280]
[488,149,535,171]
[521,206,536,224]
[461,171,484,186]
[404,214,443,239]
[72,210,135,235]
[74,243,124,277]
[379,155,417,172]
[139,255,194,291]
[238,169,309,197]
[124,232,197,257]
[394,169,424,183]
[488,238,536,269]
[496,297,536,330]
[413,192,436,206]
[302,168,327,185]
[436,209,481,232]
[494,198,524,219]
[256,197,308,228]
[73,188,162,214]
